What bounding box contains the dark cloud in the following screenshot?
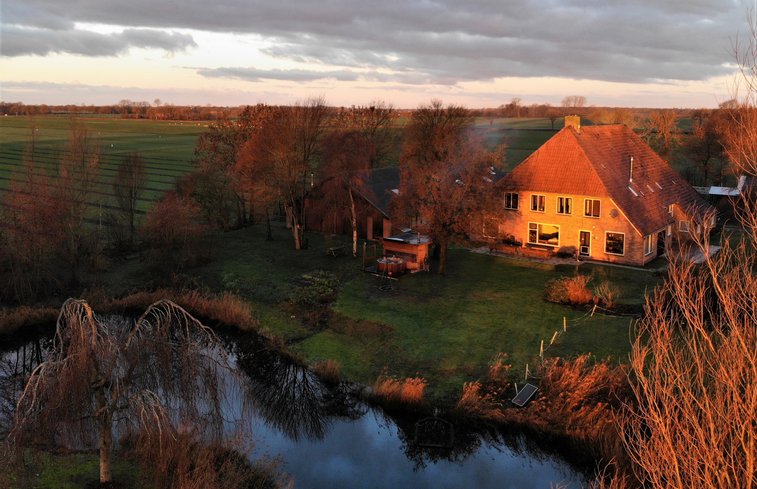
[1,0,742,84]
[1,25,196,57]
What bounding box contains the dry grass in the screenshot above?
[372,375,427,405]
[455,381,506,422]
[0,289,259,337]
[95,289,259,332]
[0,305,58,336]
[491,354,632,466]
[312,359,341,384]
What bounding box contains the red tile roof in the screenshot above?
[500,125,713,235]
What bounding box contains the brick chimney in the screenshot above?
[564,115,581,132]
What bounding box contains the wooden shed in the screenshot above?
[382,230,431,272]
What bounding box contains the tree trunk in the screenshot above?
[349,188,358,257]
[95,388,112,484]
[286,203,302,250]
[437,241,448,275]
[265,208,273,241]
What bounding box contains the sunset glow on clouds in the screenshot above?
[0,0,747,108]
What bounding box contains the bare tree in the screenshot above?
[315,102,396,255]
[140,191,210,274]
[561,95,587,110]
[9,299,245,486]
[394,100,503,274]
[110,152,146,249]
[191,104,274,229]
[619,18,757,488]
[0,129,68,302]
[236,98,330,250]
[684,110,727,185]
[56,124,102,287]
[641,110,680,162]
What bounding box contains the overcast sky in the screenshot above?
[0,0,748,108]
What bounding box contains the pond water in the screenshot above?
[1,324,587,489]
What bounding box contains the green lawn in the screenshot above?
[120,223,657,404]
[5,452,150,489]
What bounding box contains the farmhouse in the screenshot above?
[492,116,715,266]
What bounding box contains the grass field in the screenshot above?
[0,116,204,214]
[107,222,657,404]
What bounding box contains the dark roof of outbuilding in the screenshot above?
[352,166,400,217]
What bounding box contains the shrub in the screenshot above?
[545,274,594,305]
[291,270,340,307]
[139,192,210,275]
[556,245,577,258]
[594,280,620,308]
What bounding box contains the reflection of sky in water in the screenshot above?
[252,410,582,489]
[1,334,585,489]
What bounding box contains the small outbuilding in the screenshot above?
[382,230,431,272]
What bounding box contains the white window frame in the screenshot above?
[528,222,560,247]
[584,198,601,218]
[482,217,498,239]
[556,196,572,215]
[679,220,690,233]
[504,192,519,210]
[579,230,591,256]
[643,234,654,256]
[605,231,625,256]
[530,194,546,212]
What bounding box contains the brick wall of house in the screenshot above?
[497,190,660,266]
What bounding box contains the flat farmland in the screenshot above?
[472,117,558,169]
[0,116,205,214]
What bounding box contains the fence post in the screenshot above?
[539,339,544,359]
[550,331,558,346]
[563,316,567,332]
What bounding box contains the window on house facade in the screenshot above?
[605,232,625,255]
[643,234,654,255]
[557,196,572,215]
[584,199,600,218]
[530,194,545,212]
[528,222,560,246]
[504,192,519,210]
[482,217,498,239]
[679,220,690,233]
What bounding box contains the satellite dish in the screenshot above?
[610,209,619,218]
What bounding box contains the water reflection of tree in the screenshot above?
[222,332,364,441]
[0,334,52,438]
[380,409,564,473]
